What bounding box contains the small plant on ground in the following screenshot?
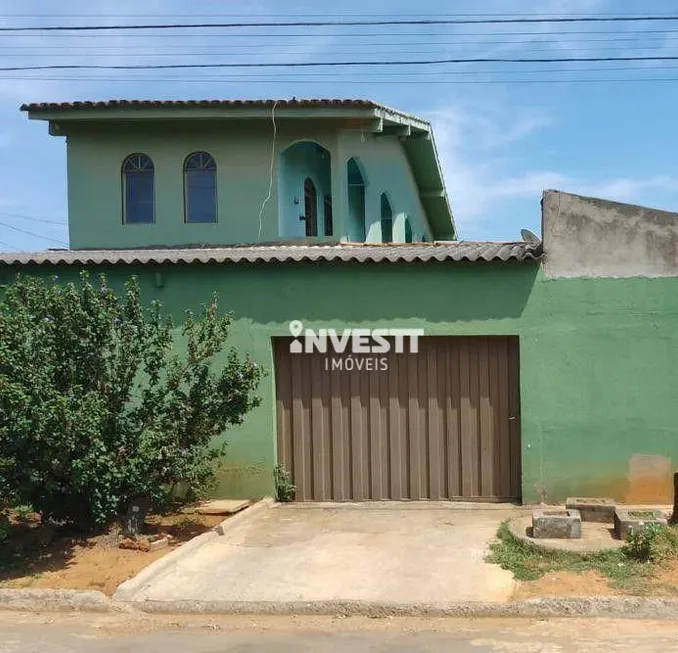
[12,505,34,521]
[625,523,678,563]
[625,523,664,562]
[274,464,296,502]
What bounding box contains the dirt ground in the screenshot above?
[512,570,616,599]
[513,561,678,599]
[0,511,223,596]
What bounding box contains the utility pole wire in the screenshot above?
[7,74,678,85]
[0,239,18,251]
[0,211,66,225]
[7,34,678,50]
[6,55,678,71]
[2,28,677,38]
[8,44,678,58]
[2,15,678,31]
[0,220,67,245]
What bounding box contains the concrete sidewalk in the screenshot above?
[116,502,522,609]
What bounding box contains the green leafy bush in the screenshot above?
[0,273,262,528]
[0,510,9,542]
[625,523,678,563]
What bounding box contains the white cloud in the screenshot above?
[423,105,558,229]
[577,176,678,200]
[425,102,678,237]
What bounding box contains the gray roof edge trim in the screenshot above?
[0,243,543,266]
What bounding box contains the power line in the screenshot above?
[0,220,67,245]
[0,239,18,251]
[6,12,678,18]
[16,64,673,77]
[6,55,678,72]
[6,34,678,50]
[0,211,67,226]
[9,73,678,85]
[6,45,678,58]
[14,32,678,46]
[3,15,678,31]
[4,28,678,39]
[3,39,677,62]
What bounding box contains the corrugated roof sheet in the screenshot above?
[21,98,400,114]
[0,242,542,266]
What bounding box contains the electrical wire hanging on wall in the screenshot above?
[257,100,278,242]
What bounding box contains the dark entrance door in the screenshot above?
[303,178,318,236]
[274,336,522,502]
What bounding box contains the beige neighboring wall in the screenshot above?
[542,190,678,278]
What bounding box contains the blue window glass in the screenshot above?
[122,154,154,224]
[184,152,217,223]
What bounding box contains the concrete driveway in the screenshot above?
[121,502,521,609]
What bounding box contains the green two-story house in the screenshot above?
[24,99,455,249]
[5,97,678,507]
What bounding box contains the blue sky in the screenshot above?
[1,0,678,249]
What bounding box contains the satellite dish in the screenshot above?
[520,229,541,243]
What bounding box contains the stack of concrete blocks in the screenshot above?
[614,508,667,539]
[532,508,582,539]
[532,497,619,540]
[566,497,616,524]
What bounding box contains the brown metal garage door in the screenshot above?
[274,336,521,501]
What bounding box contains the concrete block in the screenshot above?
[532,509,582,539]
[614,508,668,540]
[148,536,170,552]
[194,499,250,516]
[565,497,616,523]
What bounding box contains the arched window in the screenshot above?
[380,193,393,243]
[184,152,217,223]
[122,154,154,224]
[404,218,413,243]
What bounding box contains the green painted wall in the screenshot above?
[3,260,677,504]
[337,131,431,243]
[63,121,431,249]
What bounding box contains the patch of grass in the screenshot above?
[487,521,655,592]
[12,504,35,521]
[647,524,678,562]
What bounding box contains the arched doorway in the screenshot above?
[279,141,331,238]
